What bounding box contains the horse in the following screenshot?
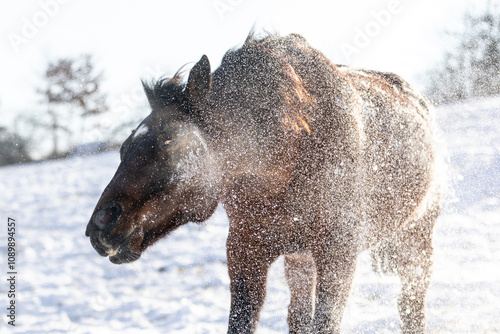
[86,33,441,333]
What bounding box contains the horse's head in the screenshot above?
[86,56,219,264]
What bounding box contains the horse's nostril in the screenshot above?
[92,203,122,230]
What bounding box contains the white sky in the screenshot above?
[0,0,488,128]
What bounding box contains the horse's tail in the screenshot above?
[370,194,441,276]
[370,239,398,275]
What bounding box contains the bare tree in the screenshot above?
[38,54,108,156]
[425,4,500,104]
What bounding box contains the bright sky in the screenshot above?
[0,0,487,128]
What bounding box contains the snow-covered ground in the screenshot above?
[1,96,499,333]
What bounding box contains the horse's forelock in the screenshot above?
[142,74,185,110]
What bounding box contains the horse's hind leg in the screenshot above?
[285,253,316,334]
[311,242,357,334]
[396,203,440,334]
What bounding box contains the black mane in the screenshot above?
[142,73,185,109]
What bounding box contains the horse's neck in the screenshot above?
[213,128,294,202]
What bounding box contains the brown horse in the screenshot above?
[86,33,441,333]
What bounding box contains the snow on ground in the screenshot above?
[0,96,499,333]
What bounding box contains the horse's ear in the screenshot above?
[185,55,212,107]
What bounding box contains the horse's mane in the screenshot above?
[143,33,317,135]
[213,33,316,135]
[142,71,185,108]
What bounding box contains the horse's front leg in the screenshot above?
[226,228,277,334]
[312,242,357,334]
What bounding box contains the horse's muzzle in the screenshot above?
[86,202,142,263]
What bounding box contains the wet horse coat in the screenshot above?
[86,34,441,333]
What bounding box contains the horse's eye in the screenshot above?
[160,139,173,149]
[158,134,174,150]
